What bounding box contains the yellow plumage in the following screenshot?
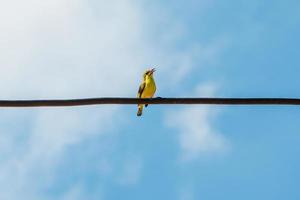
[137,68,156,116]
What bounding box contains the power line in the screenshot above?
[0,97,299,107]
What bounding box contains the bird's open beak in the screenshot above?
[150,68,156,75]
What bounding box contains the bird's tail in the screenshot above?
[137,105,143,116]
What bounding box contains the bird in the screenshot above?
[137,68,156,116]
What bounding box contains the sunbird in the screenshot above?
[137,68,156,116]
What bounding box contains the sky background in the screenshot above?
[0,0,300,199]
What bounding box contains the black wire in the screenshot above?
[0,97,299,107]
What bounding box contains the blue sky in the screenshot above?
[0,0,300,199]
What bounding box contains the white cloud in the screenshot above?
[0,0,147,199]
[0,0,229,198]
[166,83,230,162]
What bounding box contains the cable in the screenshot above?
[0,97,299,107]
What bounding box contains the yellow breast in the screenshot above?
[141,77,156,98]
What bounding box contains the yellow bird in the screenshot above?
[137,68,156,116]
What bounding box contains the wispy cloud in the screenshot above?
[0,0,231,198]
[0,0,148,199]
[166,84,230,161]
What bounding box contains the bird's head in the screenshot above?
[143,68,156,79]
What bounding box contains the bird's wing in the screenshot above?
[137,82,146,98]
